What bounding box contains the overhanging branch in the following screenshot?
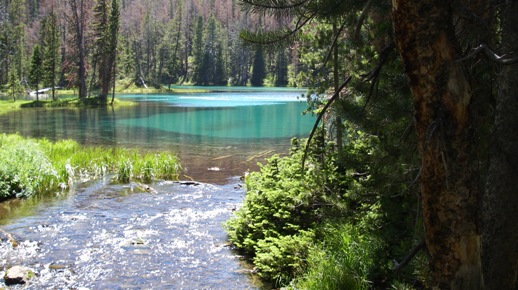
[241,0,310,10]
[301,76,352,172]
[457,44,518,65]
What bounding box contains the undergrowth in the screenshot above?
[0,134,180,200]
[225,128,420,288]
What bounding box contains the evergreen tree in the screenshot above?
[41,11,60,100]
[274,47,288,87]
[92,0,119,103]
[68,0,88,99]
[28,44,43,101]
[192,15,227,85]
[108,0,120,103]
[0,3,8,85]
[6,0,27,86]
[250,45,265,86]
[191,15,204,84]
[92,0,110,102]
[7,69,23,101]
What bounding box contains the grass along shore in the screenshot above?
[0,134,180,201]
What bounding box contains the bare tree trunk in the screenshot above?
[483,1,518,289]
[70,0,87,99]
[391,1,483,288]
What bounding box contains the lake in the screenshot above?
[0,88,315,288]
[0,88,314,183]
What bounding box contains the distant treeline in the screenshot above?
[0,0,299,99]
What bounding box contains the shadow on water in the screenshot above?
[0,90,313,288]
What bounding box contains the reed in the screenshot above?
[0,134,180,200]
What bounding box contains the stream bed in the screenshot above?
[0,177,257,289]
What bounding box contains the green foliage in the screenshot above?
[251,45,266,86]
[7,71,24,101]
[254,230,315,284]
[227,120,420,287]
[28,44,43,94]
[0,134,58,199]
[226,134,386,286]
[0,134,180,200]
[291,224,385,290]
[41,10,60,100]
[192,15,228,85]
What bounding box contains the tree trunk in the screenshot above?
[391,1,482,288]
[482,1,518,289]
[70,0,87,99]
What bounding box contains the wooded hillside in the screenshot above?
[0,0,295,97]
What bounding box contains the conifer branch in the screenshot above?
[353,0,374,41]
[317,19,348,74]
[457,43,518,65]
[240,12,315,45]
[302,76,352,172]
[241,0,310,10]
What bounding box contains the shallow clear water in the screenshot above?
[1,177,258,289]
[0,88,314,288]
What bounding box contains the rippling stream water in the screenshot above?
[1,177,258,289]
[0,88,313,288]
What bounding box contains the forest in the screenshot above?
[0,0,293,101]
[2,0,518,289]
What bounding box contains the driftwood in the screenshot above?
[0,227,18,247]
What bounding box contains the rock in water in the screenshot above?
[4,266,35,285]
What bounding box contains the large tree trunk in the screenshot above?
[483,1,518,289]
[391,1,482,288]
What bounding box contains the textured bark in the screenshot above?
[483,1,518,289]
[391,1,482,288]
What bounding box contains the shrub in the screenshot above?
[225,138,353,286]
[225,127,419,287]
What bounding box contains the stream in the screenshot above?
[0,88,313,288]
[1,177,257,289]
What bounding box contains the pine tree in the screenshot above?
[7,70,23,101]
[68,0,88,99]
[28,44,43,101]
[191,15,204,84]
[92,0,110,103]
[41,11,60,100]
[250,45,265,86]
[108,0,120,103]
[274,47,288,87]
[92,0,119,103]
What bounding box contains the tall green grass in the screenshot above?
[290,224,383,290]
[0,134,180,200]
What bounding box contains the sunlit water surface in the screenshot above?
[1,178,257,289]
[0,88,313,288]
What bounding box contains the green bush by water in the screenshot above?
[289,224,383,290]
[225,128,420,288]
[0,134,180,200]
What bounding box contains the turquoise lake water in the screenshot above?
[0,88,315,182]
